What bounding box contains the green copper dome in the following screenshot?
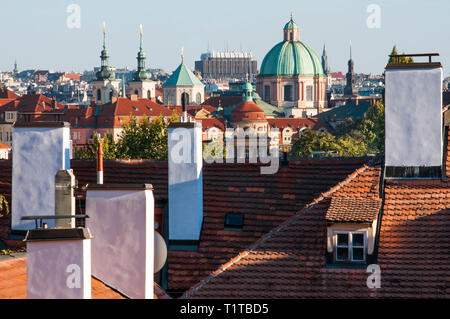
[259,40,325,77]
[284,19,299,29]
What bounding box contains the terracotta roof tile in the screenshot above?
[0,258,126,299]
[325,197,381,223]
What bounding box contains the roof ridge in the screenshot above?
[181,163,371,299]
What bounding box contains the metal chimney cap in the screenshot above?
[13,121,71,128]
[86,183,154,191]
[24,227,93,242]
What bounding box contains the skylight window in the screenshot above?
[224,212,244,230]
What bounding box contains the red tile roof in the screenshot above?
[0,156,375,293]
[0,258,124,299]
[197,118,224,132]
[325,197,381,223]
[182,162,382,298]
[0,87,19,99]
[230,101,266,121]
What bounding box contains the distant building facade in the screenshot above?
[195,52,257,81]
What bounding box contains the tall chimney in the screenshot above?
[12,122,71,232]
[86,184,154,299]
[55,170,76,228]
[168,121,203,245]
[25,227,92,299]
[97,140,103,184]
[385,53,443,178]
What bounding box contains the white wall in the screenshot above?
[12,126,71,231]
[86,188,154,299]
[385,67,443,167]
[168,123,203,241]
[27,239,91,299]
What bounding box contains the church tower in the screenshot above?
[321,44,330,76]
[127,25,156,99]
[344,42,357,96]
[91,22,120,105]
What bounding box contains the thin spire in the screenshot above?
[350,40,352,60]
[102,21,106,49]
[139,24,143,50]
[181,47,184,62]
[290,12,293,20]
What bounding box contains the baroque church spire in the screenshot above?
[132,24,150,81]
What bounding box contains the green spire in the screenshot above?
[132,24,151,81]
[96,22,115,81]
[242,74,253,102]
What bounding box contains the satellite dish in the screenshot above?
[154,231,167,273]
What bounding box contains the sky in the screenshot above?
[1,0,449,76]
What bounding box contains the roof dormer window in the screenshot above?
[334,231,366,263]
[326,197,381,267]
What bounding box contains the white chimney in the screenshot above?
[168,121,203,243]
[385,54,443,178]
[12,122,71,231]
[25,227,92,299]
[86,184,154,299]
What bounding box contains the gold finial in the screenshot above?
[181,47,184,61]
[290,12,293,20]
[103,21,106,35]
[139,24,143,37]
[246,73,249,82]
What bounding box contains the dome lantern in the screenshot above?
[283,14,300,42]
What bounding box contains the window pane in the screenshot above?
[353,233,364,246]
[337,233,348,246]
[352,248,364,261]
[337,247,348,261]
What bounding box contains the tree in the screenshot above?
[291,102,385,158]
[388,45,414,64]
[74,131,118,159]
[0,195,9,215]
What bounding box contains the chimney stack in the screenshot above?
[12,122,71,232]
[385,53,443,178]
[86,184,155,299]
[25,227,92,299]
[97,140,103,184]
[168,121,203,246]
[55,170,76,228]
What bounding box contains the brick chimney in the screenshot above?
[86,184,154,299]
[11,122,71,232]
[385,53,443,178]
[168,121,203,245]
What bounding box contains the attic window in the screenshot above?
[334,231,366,263]
[224,213,244,230]
[132,106,139,111]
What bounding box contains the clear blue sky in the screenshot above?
[1,0,449,76]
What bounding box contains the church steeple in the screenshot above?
[344,41,357,96]
[132,24,150,81]
[96,22,115,81]
[13,59,18,75]
[321,44,330,75]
